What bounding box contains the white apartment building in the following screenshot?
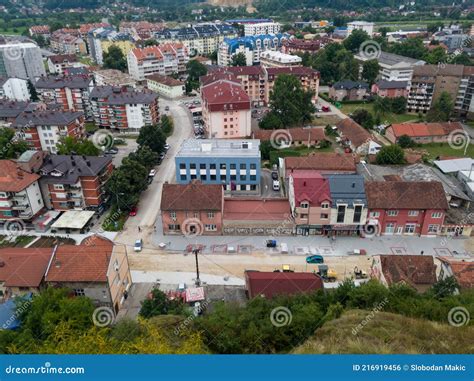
[347,21,375,37]
[0,77,30,101]
[244,22,281,36]
[127,44,189,81]
[259,51,302,68]
[0,42,46,80]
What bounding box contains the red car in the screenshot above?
[129,207,138,216]
[322,106,330,112]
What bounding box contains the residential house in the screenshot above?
[253,127,325,148]
[89,86,159,131]
[283,153,358,178]
[385,122,463,144]
[29,25,51,39]
[245,271,323,299]
[50,31,87,55]
[201,79,251,139]
[0,77,30,101]
[281,39,323,54]
[347,21,375,37]
[39,154,113,211]
[326,174,368,235]
[371,80,409,98]
[127,44,189,81]
[87,27,135,66]
[365,181,448,236]
[175,139,260,194]
[244,22,281,36]
[47,54,83,75]
[161,181,224,235]
[119,21,163,40]
[371,255,437,292]
[336,118,374,153]
[146,74,185,99]
[288,171,332,235]
[437,257,474,290]
[329,80,369,101]
[0,160,44,222]
[0,99,30,125]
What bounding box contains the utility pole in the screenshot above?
[193,248,201,286]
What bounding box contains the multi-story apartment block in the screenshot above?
[354,51,425,82]
[0,42,46,80]
[154,23,238,55]
[288,172,332,236]
[259,51,302,68]
[119,21,164,40]
[127,44,189,81]
[89,86,159,131]
[201,79,251,138]
[11,109,85,153]
[281,38,326,55]
[218,34,290,66]
[175,139,261,194]
[29,25,51,39]
[0,99,30,125]
[93,69,136,88]
[161,181,224,235]
[0,77,30,101]
[365,181,448,236]
[0,160,44,222]
[35,75,94,119]
[50,31,87,55]
[39,155,113,211]
[88,27,135,65]
[244,22,281,36]
[47,54,83,75]
[327,174,368,236]
[266,67,319,104]
[347,21,375,37]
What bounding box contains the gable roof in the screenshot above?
[332,80,369,90]
[378,255,437,288]
[438,257,474,289]
[0,160,40,192]
[375,80,409,89]
[201,80,250,111]
[161,181,223,211]
[48,54,78,64]
[284,153,357,174]
[291,171,331,205]
[336,118,372,148]
[0,248,52,287]
[365,181,448,210]
[389,122,462,138]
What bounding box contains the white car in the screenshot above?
[272,180,280,191]
[134,239,143,252]
[149,169,156,177]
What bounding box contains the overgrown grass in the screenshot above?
[102,207,128,232]
[421,142,474,159]
[339,103,418,124]
[0,235,36,248]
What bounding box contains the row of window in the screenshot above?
[168,224,216,231]
[179,163,257,170]
[169,211,215,219]
[181,174,257,182]
[384,223,439,234]
[370,211,443,218]
[300,202,329,209]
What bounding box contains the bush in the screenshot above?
[269,150,300,165]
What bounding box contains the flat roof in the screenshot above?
[51,210,95,229]
[176,139,260,158]
[434,158,474,173]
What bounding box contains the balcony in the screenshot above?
[11,204,30,210]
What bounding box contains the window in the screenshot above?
[201,175,207,181]
[370,211,380,218]
[220,175,226,181]
[240,163,246,169]
[408,210,419,217]
[190,174,197,180]
[250,163,256,170]
[428,224,439,233]
[220,163,226,170]
[179,163,186,169]
[180,175,187,181]
[200,163,206,170]
[321,203,329,209]
[337,205,346,223]
[320,213,328,219]
[190,163,196,169]
[210,175,217,181]
[210,164,216,170]
[170,211,176,219]
[250,175,256,181]
[230,175,237,181]
[73,289,85,296]
[353,205,362,223]
[230,164,236,170]
[240,175,246,180]
[207,211,214,218]
[404,224,416,234]
[168,224,180,231]
[205,224,217,231]
[387,210,398,216]
[300,202,309,208]
[385,223,395,233]
[54,184,64,191]
[431,212,442,218]
[194,212,199,218]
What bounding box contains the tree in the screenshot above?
[397,134,415,148]
[423,46,447,65]
[139,288,187,318]
[375,145,405,165]
[427,22,444,34]
[258,112,283,130]
[426,91,454,122]
[160,114,174,136]
[391,96,407,114]
[361,59,379,85]
[56,136,100,156]
[137,124,167,153]
[231,52,247,66]
[0,128,28,159]
[27,80,39,101]
[351,109,374,130]
[343,29,370,52]
[451,53,473,66]
[103,45,127,72]
[186,60,207,92]
[267,74,315,127]
[144,39,158,46]
[378,27,390,37]
[389,38,428,60]
[312,43,359,83]
[128,145,159,170]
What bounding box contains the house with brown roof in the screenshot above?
[0,248,52,299]
[146,74,185,99]
[46,54,82,75]
[336,118,375,153]
[283,153,357,178]
[437,257,474,290]
[365,181,449,236]
[371,254,437,292]
[245,271,324,299]
[385,122,463,144]
[161,181,224,235]
[253,127,326,148]
[44,236,131,314]
[0,160,45,222]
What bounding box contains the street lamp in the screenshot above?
[193,248,201,286]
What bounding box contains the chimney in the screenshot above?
[86,160,91,166]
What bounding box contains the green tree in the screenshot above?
[27,80,39,101]
[268,74,315,127]
[451,53,473,66]
[391,96,407,114]
[258,112,283,130]
[103,45,127,72]
[361,59,379,85]
[56,136,100,156]
[378,27,390,37]
[139,288,187,318]
[343,29,370,52]
[0,128,28,159]
[144,39,158,46]
[375,144,405,165]
[231,52,247,66]
[137,124,167,153]
[186,60,207,92]
[128,145,159,170]
[426,91,454,122]
[397,134,415,148]
[160,114,174,136]
[312,43,359,83]
[427,22,444,34]
[389,38,428,60]
[423,46,447,65]
[352,109,374,130]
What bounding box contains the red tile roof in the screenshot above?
[378,255,437,288]
[291,171,331,206]
[223,199,290,221]
[131,43,184,62]
[438,258,474,289]
[0,160,40,192]
[0,248,52,288]
[161,181,223,211]
[245,271,324,299]
[365,181,448,210]
[389,122,462,138]
[284,153,357,175]
[253,127,325,143]
[201,80,250,112]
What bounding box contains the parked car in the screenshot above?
[104,147,118,155]
[165,106,170,111]
[266,239,277,248]
[149,169,156,177]
[306,254,324,264]
[129,206,138,216]
[164,143,170,151]
[271,171,278,180]
[272,180,280,191]
[322,105,330,112]
[159,153,165,160]
[134,239,143,252]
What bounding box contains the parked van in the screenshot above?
[273,180,280,191]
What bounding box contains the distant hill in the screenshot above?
[294,310,474,354]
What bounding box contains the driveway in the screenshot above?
[261,169,283,197]
[112,138,138,167]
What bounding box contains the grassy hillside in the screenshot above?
[294,310,474,354]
